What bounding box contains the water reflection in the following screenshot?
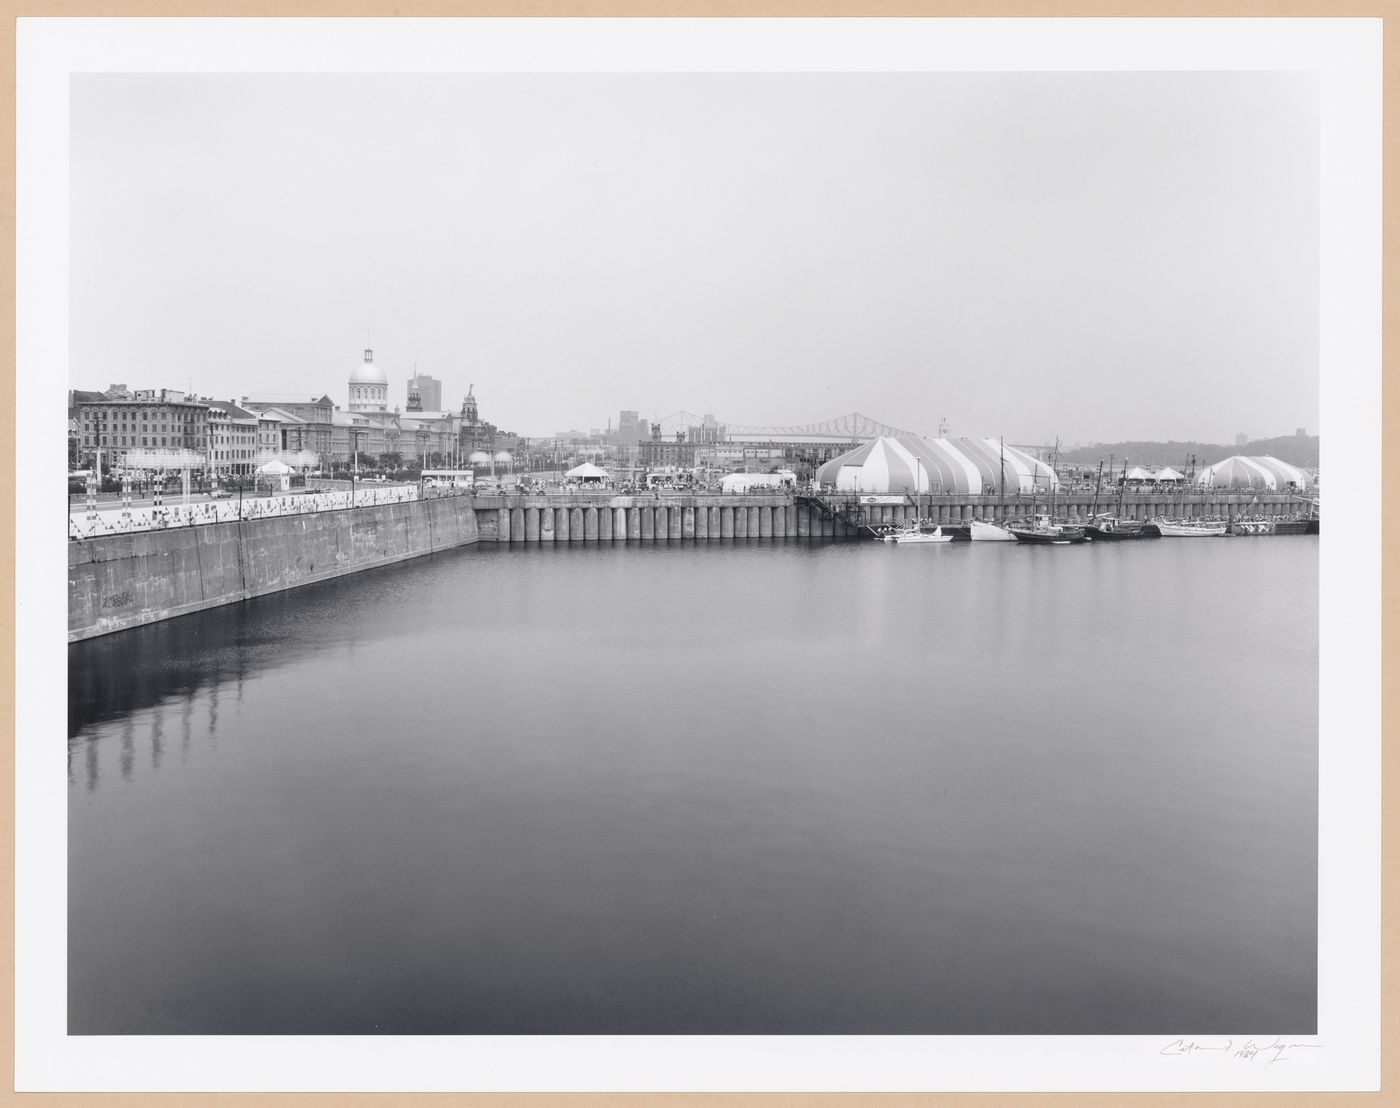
[150,708,163,771]
[69,539,1318,1035]
[118,716,134,783]
[68,560,407,740]
[84,736,98,794]
[181,693,193,763]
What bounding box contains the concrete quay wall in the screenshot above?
[472,493,804,543]
[69,489,1310,641]
[69,495,479,642]
[470,490,1308,542]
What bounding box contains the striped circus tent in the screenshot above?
[814,435,1057,495]
[1196,455,1315,491]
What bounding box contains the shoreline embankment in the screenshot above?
[69,489,1310,641]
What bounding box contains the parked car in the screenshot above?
[209,488,233,499]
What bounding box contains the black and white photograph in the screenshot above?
[17,16,1381,1094]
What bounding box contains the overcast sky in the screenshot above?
[69,71,1318,445]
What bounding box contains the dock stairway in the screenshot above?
[795,494,881,536]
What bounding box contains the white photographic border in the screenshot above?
[17,16,1381,1092]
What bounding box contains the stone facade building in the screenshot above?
[76,388,209,469]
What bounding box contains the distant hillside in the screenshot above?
[1240,435,1319,468]
[1058,435,1318,469]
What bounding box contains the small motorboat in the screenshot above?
[885,523,952,544]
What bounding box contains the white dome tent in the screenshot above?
[564,462,608,484]
[814,435,1056,495]
[1196,455,1315,491]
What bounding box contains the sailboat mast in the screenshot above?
[999,437,1006,510]
[1092,459,1104,516]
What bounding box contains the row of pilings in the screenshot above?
[464,490,1311,542]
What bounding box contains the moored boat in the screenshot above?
[1008,514,1088,545]
[970,519,1015,542]
[892,525,951,543]
[1083,516,1153,541]
[881,521,952,543]
[1228,516,1308,536]
[1008,441,1087,544]
[1153,518,1227,537]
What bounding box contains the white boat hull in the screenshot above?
[893,531,952,543]
[882,524,952,543]
[969,520,1015,542]
[1153,519,1227,537]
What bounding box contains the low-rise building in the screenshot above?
[241,394,336,461]
[204,400,259,476]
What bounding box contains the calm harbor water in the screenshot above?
[68,536,1318,1035]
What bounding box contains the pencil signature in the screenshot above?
[1159,1038,1323,1066]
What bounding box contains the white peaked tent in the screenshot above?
[722,471,796,493]
[565,462,608,484]
[255,458,292,492]
[1124,465,1153,481]
[1154,466,1186,482]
